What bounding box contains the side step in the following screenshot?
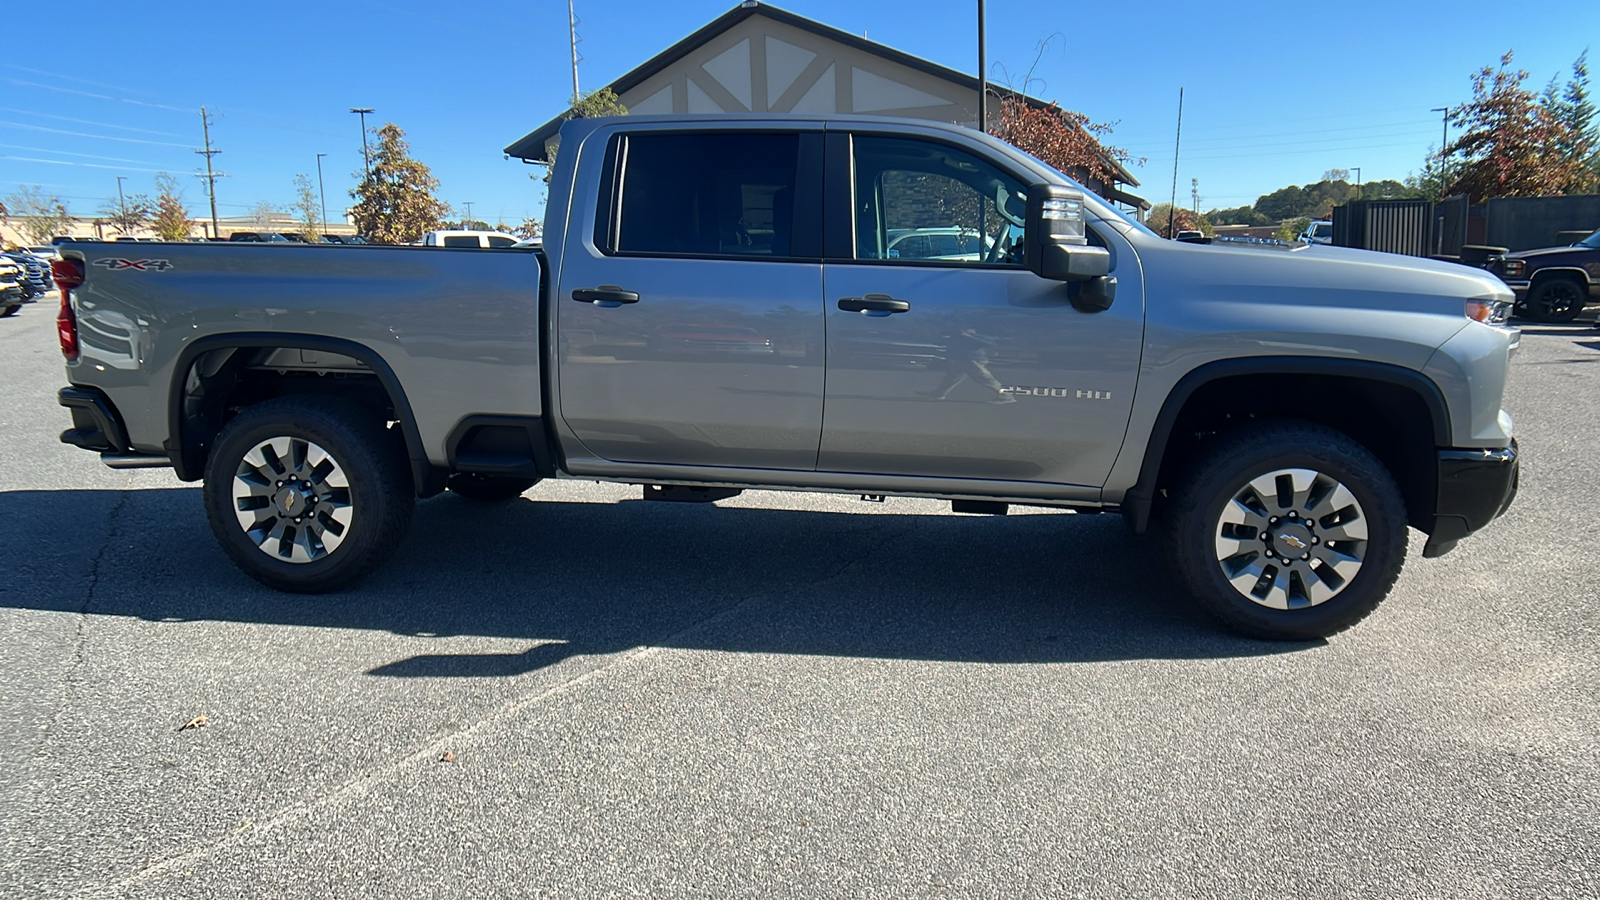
[643,484,743,503]
[951,499,1008,515]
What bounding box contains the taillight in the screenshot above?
[52,258,84,361]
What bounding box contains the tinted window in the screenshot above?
[486,236,517,248]
[613,132,799,258]
[852,136,1027,266]
[443,236,480,248]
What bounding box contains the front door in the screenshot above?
[556,129,826,471]
[819,133,1143,487]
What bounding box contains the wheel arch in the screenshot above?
[166,332,444,496]
[1528,266,1592,287]
[1122,357,1451,535]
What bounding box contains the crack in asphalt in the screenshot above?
[78,516,900,898]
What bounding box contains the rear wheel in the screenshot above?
[1525,277,1587,322]
[0,302,18,318]
[446,473,539,501]
[203,396,414,592]
[1166,421,1408,640]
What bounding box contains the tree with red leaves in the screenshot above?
[989,96,1140,199]
[1444,52,1593,202]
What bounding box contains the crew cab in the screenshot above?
[1487,228,1600,322]
[52,114,1521,640]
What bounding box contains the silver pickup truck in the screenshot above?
[52,114,1519,640]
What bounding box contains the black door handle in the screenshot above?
[838,293,910,314]
[572,285,640,306]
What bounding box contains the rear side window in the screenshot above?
[608,133,800,258]
[443,236,481,248]
[486,236,517,248]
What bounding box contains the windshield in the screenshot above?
[1311,223,1333,238]
[1579,229,1600,249]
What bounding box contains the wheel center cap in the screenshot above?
[274,485,309,517]
[1273,523,1313,558]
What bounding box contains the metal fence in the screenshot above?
[1333,194,1599,258]
[1331,200,1433,257]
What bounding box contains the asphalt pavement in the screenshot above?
[1,296,1597,898]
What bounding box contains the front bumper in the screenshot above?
[1423,440,1519,558]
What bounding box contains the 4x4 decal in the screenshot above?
[92,258,174,272]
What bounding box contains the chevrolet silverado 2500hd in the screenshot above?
[52,114,1520,640]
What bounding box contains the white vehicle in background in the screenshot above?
[1300,220,1334,244]
[419,230,520,248]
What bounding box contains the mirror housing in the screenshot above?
[1024,183,1111,282]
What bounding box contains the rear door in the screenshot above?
[554,127,826,470]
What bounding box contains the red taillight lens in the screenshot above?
[51,258,84,361]
[51,258,85,290]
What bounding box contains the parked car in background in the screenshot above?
[2,251,50,298]
[1299,220,1334,245]
[419,230,519,248]
[0,258,24,316]
[1486,228,1600,322]
[228,232,291,243]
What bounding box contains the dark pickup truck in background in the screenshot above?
[1488,228,1600,322]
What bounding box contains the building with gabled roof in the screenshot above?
[504,1,1146,213]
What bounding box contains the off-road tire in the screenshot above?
[203,396,414,592]
[446,473,539,502]
[1166,420,1408,640]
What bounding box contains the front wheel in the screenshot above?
[1524,278,1587,322]
[203,396,415,593]
[1166,421,1409,640]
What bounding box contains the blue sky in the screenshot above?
[2,0,1593,225]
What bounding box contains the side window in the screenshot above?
[852,136,1027,266]
[610,132,799,258]
[442,236,480,248]
[486,236,517,248]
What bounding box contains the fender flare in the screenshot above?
[1120,356,1452,533]
[165,332,443,496]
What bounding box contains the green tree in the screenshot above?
[1255,185,1309,222]
[293,174,321,240]
[151,173,192,241]
[1546,50,1597,191]
[543,88,629,183]
[350,123,449,244]
[1445,51,1590,202]
[98,191,154,237]
[3,185,73,244]
[1146,203,1211,237]
[1276,216,1312,242]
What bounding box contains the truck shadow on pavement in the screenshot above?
[0,487,1313,678]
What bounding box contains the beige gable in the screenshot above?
[613,16,976,124]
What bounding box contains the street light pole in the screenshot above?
[1351,166,1362,199]
[463,202,474,228]
[315,153,328,236]
[115,175,128,237]
[976,0,986,133]
[350,108,374,179]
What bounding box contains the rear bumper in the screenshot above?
[59,385,131,454]
[1423,440,1519,558]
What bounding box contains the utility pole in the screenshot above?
[115,175,128,237]
[315,153,328,235]
[194,106,222,238]
[568,0,582,106]
[1431,107,1449,196]
[1191,177,1199,218]
[462,201,474,228]
[1168,87,1184,239]
[977,0,987,133]
[351,108,374,179]
[1351,166,1362,199]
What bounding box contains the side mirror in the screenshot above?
[1025,184,1111,283]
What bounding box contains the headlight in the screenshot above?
[1498,259,1525,277]
[1466,299,1512,324]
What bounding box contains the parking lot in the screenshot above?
[1,298,1597,898]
